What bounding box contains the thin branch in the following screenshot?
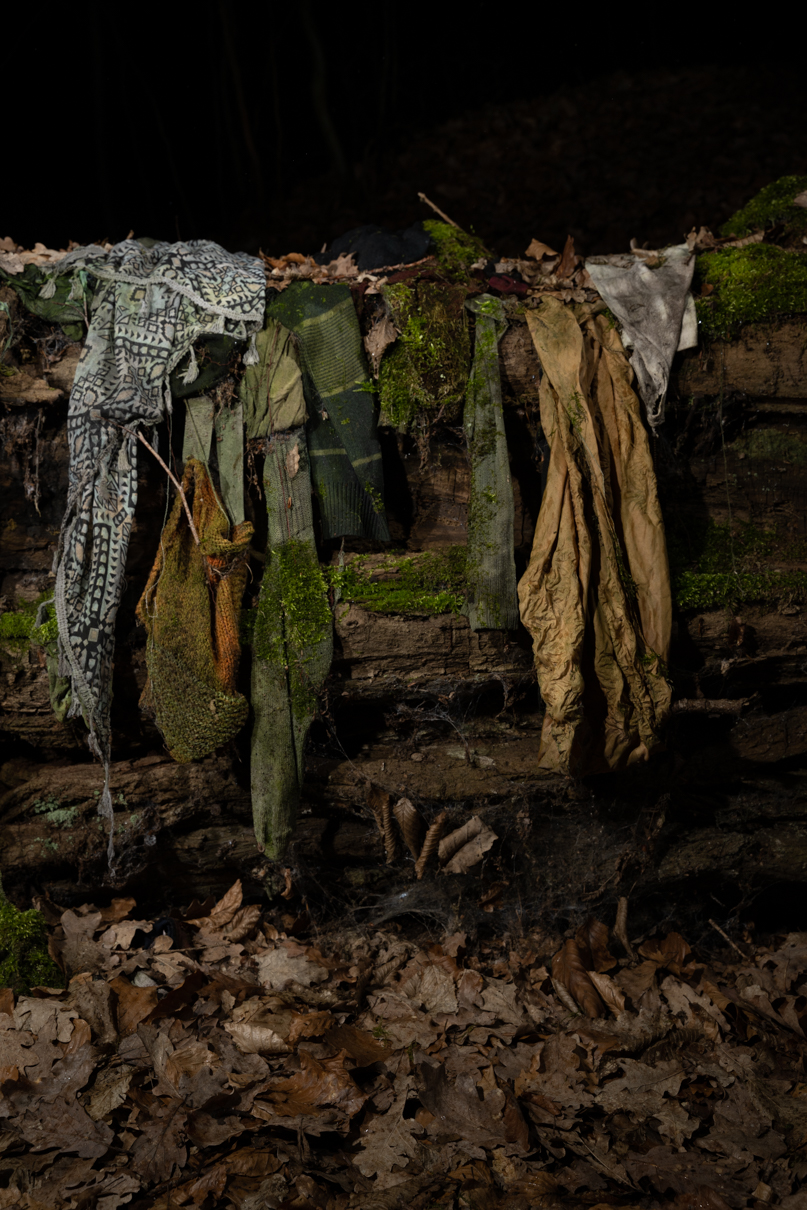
[108,420,200,546]
[417,192,460,228]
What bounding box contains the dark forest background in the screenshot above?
[5,4,807,262]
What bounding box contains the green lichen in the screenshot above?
[667,514,807,611]
[328,547,468,616]
[378,281,470,430]
[423,220,488,281]
[695,243,807,340]
[0,878,63,994]
[33,796,79,828]
[721,175,807,239]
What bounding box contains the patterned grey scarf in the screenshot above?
[42,239,265,867]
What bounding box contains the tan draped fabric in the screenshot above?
[517,297,672,775]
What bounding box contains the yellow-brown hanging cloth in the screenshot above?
[517,297,672,775]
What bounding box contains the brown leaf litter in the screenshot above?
[0,878,805,1208]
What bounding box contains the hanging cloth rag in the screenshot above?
[182,394,247,527]
[135,458,253,762]
[517,296,672,775]
[463,295,519,630]
[266,282,390,541]
[584,244,697,429]
[46,238,264,866]
[251,429,333,859]
[239,315,307,437]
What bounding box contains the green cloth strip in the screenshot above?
[463,295,519,630]
[266,282,390,541]
[251,428,333,859]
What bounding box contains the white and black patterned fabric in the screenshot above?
[43,239,265,866]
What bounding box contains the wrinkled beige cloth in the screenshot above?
[518,296,672,775]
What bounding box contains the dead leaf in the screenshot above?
[354,1094,423,1187]
[109,975,159,1036]
[185,879,244,932]
[576,918,617,972]
[552,940,604,1018]
[588,971,626,1013]
[131,1102,187,1183]
[256,1049,366,1118]
[441,823,497,874]
[438,815,483,863]
[364,313,398,376]
[287,1009,335,1044]
[86,1062,135,1120]
[639,931,692,972]
[526,239,559,260]
[393,797,423,859]
[256,944,329,990]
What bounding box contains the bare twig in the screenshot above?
[708,918,747,958]
[108,419,200,546]
[417,192,460,229]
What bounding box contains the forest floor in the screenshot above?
[0,879,805,1209]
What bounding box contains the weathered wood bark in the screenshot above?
[2,298,807,936]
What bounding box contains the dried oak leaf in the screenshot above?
[417,1062,526,1150]
[85,1062,135,1121]
[256,1049,366,1119]
[552,939,604,1018]
[256,943,329,991]
[353,1094,423,1188]
[639,931,692,972]
[130,1101,188,1184]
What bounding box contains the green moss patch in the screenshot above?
[422,220,488,281]
[667,514,807,612]
[721,175,807,239]
[378,282,470,429]
[730,427,807,465]
[0,885,63,994]
[0,594,58,653]
[328,547,468,616]
[695,243,807,340]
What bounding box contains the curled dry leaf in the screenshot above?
[415,811,447,880]
[438,815,483,864]
[364,313,398,377]
[587,971,626,1014]
[393,797,423,860]
[368,784,398,862]
[441,822,498,875]
[552,939,604,1019]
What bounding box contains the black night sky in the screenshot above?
[6,4,807,261]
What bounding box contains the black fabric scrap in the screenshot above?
[314,223,432,271]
